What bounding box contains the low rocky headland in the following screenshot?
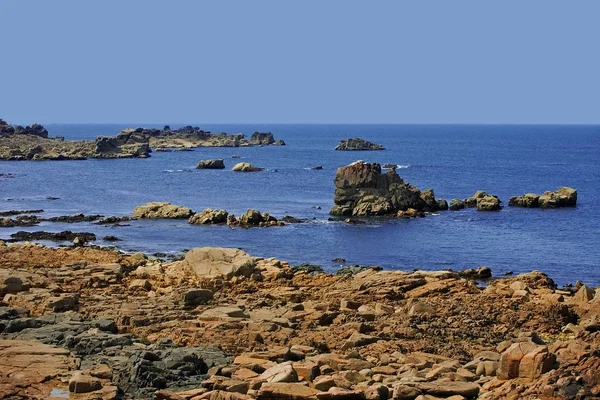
[0,243,599,400]
[0,120,285,161]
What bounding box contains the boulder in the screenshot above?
[183,289,214,306]
[181,247,256,279]
[509,193,540,207]
[249,132,276,145]
[232,162,263,172]
[498,341,556,380]
[464,190,488,208]
[335,138,384,151]
[449,199,465,211]
[477,195,502,211]
[330,161,428,216]
[133,202,194,219]
[259,362,299,383]
[196,159,225,169]
[257,382,320,399]
[539,187,577,208]
[188,208,229,224]
[227,210,284,228]
[420,189,446,212]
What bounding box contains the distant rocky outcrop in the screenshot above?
[249,132,286,146]
[462,191,502,211]
[335,138,384,151]
[510,187,577,208]
[0,120,150,160]
[227,209,284,227]
[118,126,284,149]
[232,162,263,172]
[330,161,445,216]
[188,209,229,225]
[133,202,194,219]
[196,159,225,169]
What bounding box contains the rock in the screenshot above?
[572,285,596,303]
[449,199,465,211]
[259,362,299,383]
[464,190,488,208]
[8,230,96,243]
[257,382,320,399]
[233,162,263,172]
[476,195,502,211]
[48,213,103,223]
[189,208,229,224]
[415,381,480,398]
[69,372,102,393]
[509,193,540,207]
[103,235,121,242]
[539,187,578,208]
[183,289,214,306]
[498,341,556,380]
[181,247,256,279]
[249,132,277,146]
[436,199,449,211]
[342,332,379,350]
[133,202,194,219]
[312,166,323,170]
[330,161,428,216]
[197,159,226,169]
[335,138,384,151]
[227,210,284,228]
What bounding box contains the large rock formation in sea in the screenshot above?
[196,159,225,169]
[335,138,384,151]
[133,202,194,219]
[510,187,577,208]
[330,161,444,216]
[232,162,263,172]
[0,120,151,160]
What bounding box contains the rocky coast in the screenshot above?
[1,242,599,400]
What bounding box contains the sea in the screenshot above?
[1,124,599,287]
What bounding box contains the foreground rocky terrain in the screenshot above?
[1,242,599,399]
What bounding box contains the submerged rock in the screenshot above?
[335,138,384,151]
[8,231,96,243]
[133,202,194,219]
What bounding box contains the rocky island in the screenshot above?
[335,138,385,151]
[0,119,150,160]
[0,242,599,399]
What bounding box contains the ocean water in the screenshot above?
[1,124,599,287]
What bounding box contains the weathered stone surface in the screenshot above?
[257,382,320,399]
[539,187,578,208]
[476,195,502,211]
[189,208,230,225]
[184,289,214,306]
[197,159,226,169]
[335,138,384,151]
[509,193,540,207]
[449,199,465,211]
[330,161,428,216]
[232,162,263,172]
[133,202,194,219]
[181,247,256,279]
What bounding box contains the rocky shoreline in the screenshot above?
[0,120,285,161]
[0,243,599,399]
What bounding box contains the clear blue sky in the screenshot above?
[1,1,599,124]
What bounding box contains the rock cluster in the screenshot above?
[1,243,599,399]
[330,161,445,216]
[509,187,577,208]
[0,121,151,160]
[119,126,285,149]
[450,191,502,212]
[189,209,285,228]
[335,138,385,151]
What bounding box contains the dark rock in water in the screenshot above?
[102,236,121,242]
[383,163,397,169]
[464,190,488,208]
[154,148,172,152]
[330,161,429,216]
[335,138,384,151]
[313,205,322,210]
[312,165,323,170]
[0,209,44,217]
[462,191,501,211]
[227,209,284,228]
[196,159,225,169]
[510,187,577,208]
[48,213,104,223]
[332,258,346,263]
[344,218,366,224]
[437,199,449,210]
[292,264,325,275]
[0,215,42,227]
[0,173,16,178]
[336,265,379,276]
[420,189,447,212]
[457,266,492,280]
[232,154,240,158]
[96,216,134,224]
[449,199,465,211]
[9,231,96,243]
[46,196,60,200]
[282,216,305,223]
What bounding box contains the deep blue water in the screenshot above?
[1,124,599,286]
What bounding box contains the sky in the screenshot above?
[1,1,599,124]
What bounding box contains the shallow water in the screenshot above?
[1,124,599,286]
